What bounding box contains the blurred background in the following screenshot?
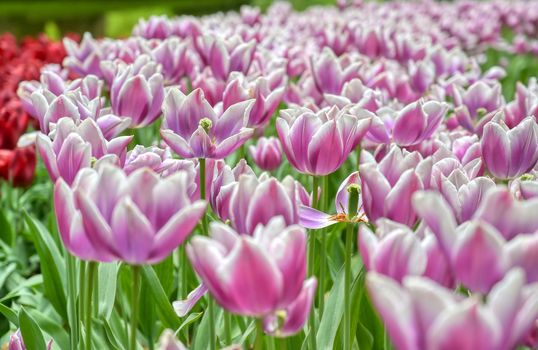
[0,0,331,39]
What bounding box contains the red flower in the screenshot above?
[0,100,30,149]
[0,146,36,187]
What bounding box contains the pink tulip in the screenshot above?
[392,100,448,146]
[56,163,206,264]
[310,48,360,95]
[9,330,53,350]
[360,146,430,226]
[277,105,372,176]
[248,137,282,171]
[161,88,254,159]
[187,217,316,336]
[481,114,538,179]
[37,117,132,185]
[367,268,538,350]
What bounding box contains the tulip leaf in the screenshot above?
[316,256,362,349]
[19,307,47,350]
[98,263,119,320]
[140,265,181,330]
[28,308,69,350]
[24,212,67,320]
[0,209,14,245]
[176,312,202,334]
[0,302,18,325]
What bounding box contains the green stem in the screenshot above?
[344,223,353,350]
[344,185,359,350]
[318,175,329,317]
[85,262,97,350]
[130,265,141,350]
[66,254,79,350]
[254,318,264,350]
[199,158,208,235]
[208,297,216,350]
[224,311,232,345]
[93,265,99,317]
[356,144,362,170]
[78,261,86,350]
[308,175,319,350]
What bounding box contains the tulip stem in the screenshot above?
[78,260,86,350]
[356,144,361,170]
[318,175,329,317]
[85,262,97,350]
[224,311,232,345]
[344,185,359,350]
[308,175,319,350]
[66,253,79,350]
[199,158,209,235]
[130,265,141,350]
[254,318,264,350]
[208,297,216,350]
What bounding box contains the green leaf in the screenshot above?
[316,256,362,349]
[176,312,202,334]
[192,304,211,350]
[98,263,118,320]
[0,302,18,325]
[19,307,47,350]
[24,212,67,320]
[28,309,69,350]
[140,265,181,330]
[0,209,14,245]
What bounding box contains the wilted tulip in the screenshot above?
[161,88,254,159]
[187,217,316,336]
[277,106,372,176]
[55,164,206,264]
[481,114,538,179]
[248,137,282,171]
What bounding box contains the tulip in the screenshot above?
[161,88,254,159]
[504,79,538,128]
[9,329,53,350]
[37,117,132,185]
[56,163,206,264]
[223,73,286,129]
[0,146,36,187]
[310,47,360,94]
[299,171,366,229]
[248,137,282,171]
[147,38,191,85]
[323,78,382,112]
[187,217,316,336]
[109,57,165,128]
[360,146,430,226]
[158,330,188,350]
[392,100,448,146]
[481,114,538,179]
[277,105,372,176]
[123,145,172,175]
[367,268,538,350]
[228,173,299,235]
[195,35,256,81]
[63,32,103,77]
[453,81,503,119]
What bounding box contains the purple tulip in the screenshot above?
[147,38,195,85]
[228,173,299,235]
[481,114,538,179]
[123,145,172,175]
[453,81,503,119]
[195,35,256,81]
[37,117,132,185]
[360,146,430,226]
[63,33,104,77]
[248,137,282,171]
[56,164,206,264]
[277,105,372,176]
[223,73,286,129]
[133,16,173,39]
[109,58,165,128]
[161,88,254,159]
[158,330,188,350]
[299,171,366,229]
[187,217,316,336]
[504,79,538,128]
[392,100,448,146]
[9,330,53,350]
[310,48,360,95]
[323,78,382,112]
[367,268,538,350]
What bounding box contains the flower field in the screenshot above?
[1,0,538,349]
